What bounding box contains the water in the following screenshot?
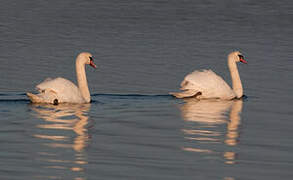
[0,0,293,179]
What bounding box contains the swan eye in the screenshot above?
[89,56,93,61]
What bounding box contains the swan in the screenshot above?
[170,51,247,100]
[27,52,96,104]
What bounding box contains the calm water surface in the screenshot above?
[0,0,293,179]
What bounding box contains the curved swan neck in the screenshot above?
[228,57,243,98]
[76,59,90,103]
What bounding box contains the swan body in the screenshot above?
[170,51,247,100]
[27,52,96,104]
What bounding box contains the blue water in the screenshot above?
[0,0,293,179]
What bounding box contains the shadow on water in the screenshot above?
[180,98,243,165]
[92,93,173,100]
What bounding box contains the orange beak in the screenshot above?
[240,58,247,64]
[90,60,97,68]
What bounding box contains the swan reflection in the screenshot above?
[181,98,243,164]
[30,103,91,180]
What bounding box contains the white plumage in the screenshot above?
[35,77,84,103]
[180,70,236,100]
[27,52,96,104]
[170,51,247,100]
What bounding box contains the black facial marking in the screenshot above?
[89,56,93,61]
[238,55,244,59]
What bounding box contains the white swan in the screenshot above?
[170,51,247,100]
[27,52,96,104]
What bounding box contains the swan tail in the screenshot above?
[170,90,202,98]
[27,90,59,104]
[26,92,44,103]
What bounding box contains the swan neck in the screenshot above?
[76,59,90,103]
[228,58,243,98]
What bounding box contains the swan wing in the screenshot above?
[35,77,84,103]
[180,70,236,99]
[170,90,201,98]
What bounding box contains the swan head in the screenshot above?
[228,51,247,64]
[76,52,97,68]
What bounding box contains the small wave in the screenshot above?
[0,93,26,96]
[0,92,173,104]
[0,99,29,103]
[0,92,29,103]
